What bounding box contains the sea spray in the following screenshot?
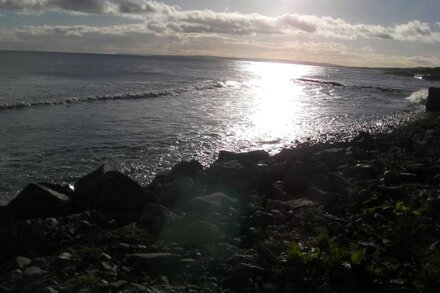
[406,89,428,104]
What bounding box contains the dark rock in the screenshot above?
[73,164,150,212]
[38,183,74,198]
[264,161,288,182]
[0,218,59,263]
[306,187,341,206]
[426,87,440,111]
[169,160,204,180]
[138,203,177,237]
[218,150,269,162]
[0,206,14,229]
[182,221,224,245]
[354,163,377,178]
[383,170,400,185]
[283,161,310,194]
[399,172,418,183]
[129,253,181,272]
[186,192,238,217]
[313,148,346,170]
[7,183,70,222]
[23,266,47,277]
[206,159,263,192]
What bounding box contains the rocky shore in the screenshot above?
[1,113,440,293]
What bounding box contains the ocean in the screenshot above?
[0,50,438,204]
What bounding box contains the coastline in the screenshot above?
[0,111,439,292]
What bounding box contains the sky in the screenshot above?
[1,0,440,67]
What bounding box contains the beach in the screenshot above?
[0,109,439,292]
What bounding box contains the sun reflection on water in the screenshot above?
[236,61,314,149]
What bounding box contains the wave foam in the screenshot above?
[0,80,225,111]
[406,89,428,104]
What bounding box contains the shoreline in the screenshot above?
[0,111,439,292]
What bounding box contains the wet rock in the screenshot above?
[182,221,224,245]
[73,164,150,212]
[7,183,70,222]
[218,150,269,162]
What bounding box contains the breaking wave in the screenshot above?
[406,89,428,104]
[0,80,225,111]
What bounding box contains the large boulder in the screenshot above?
[7,183,70,222]
[426,87,440,112]
[73,164,150,212]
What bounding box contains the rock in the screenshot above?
[218,150,269,162]
[129,253,181,272]
[383,170,400,185]
[186,192,238,217]
[354,163,377,178]
[172,176,196,200]
[73,164,150,212]
[23,266,47,277]
[306,187,341,206]
[0,205,14,229]
[399,172,418,183]
[283,161,310,194]
[138,203,177,237]
[0,218,59,263]
[182,221,224,245]
[426,87,440,112]
[313,148,346,170]
[264,161,288,182]
[7,183,70,222]
[169,160,204,180]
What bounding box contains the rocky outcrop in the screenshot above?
[1,117,440,292]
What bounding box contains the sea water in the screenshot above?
[1,50,439,204]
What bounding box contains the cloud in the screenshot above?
[0,0,178,15]
[1,0,440,43]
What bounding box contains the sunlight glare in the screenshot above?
[244,61,311,143]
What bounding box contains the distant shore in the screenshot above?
[0,110,439,292]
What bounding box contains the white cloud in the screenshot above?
[1,0,439,42]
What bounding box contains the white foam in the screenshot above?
[406,89,428,105]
